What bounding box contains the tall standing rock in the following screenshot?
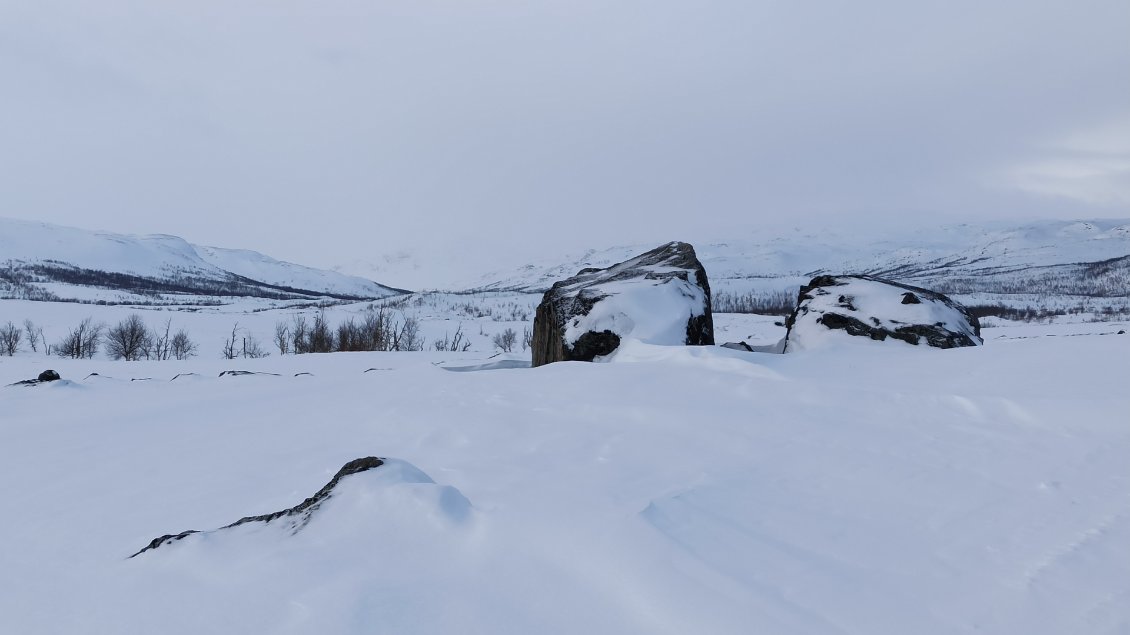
[532,241,714,366]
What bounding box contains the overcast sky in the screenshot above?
[2,0,1128,280]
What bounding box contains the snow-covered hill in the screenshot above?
[0,218,405,304]
[460,219,1130,312]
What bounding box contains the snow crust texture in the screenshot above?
[784,275,982,352]
[1,322,1129,634]
[531,241,713,366]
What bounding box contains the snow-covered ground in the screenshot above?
[2,312,1128,634]
[0,294,538,359]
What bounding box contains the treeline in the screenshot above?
[0,315,197,360]
[922,256,1130,298]
[1,262,379,302]
[270,307,424,355]
[712,290,796,315]
[378,293,534,322]
[968,303,1130,322]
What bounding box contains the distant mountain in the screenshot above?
[462,219,1130,314]
[0,219,406,305]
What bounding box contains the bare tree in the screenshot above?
[359,307,388,351]
[242,332,269,358]
[55,317,103,359]
[492,327,517,353]
[171,329,197,360]
[396,316,424,351]
[433,324,471,352]
[146,318,174,361]
[522,326,533,351]
[0,321,21,356]
[222,322,240,360]
[23,319,40,353]
[274,320,290,355]
[308,308,334,353]
[106,314,151,361]
[291,315,309,354]
[337,317,362,352]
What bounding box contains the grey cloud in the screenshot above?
[1,0,1127,272]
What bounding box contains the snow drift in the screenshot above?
[131,457,471,558]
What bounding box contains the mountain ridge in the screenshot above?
[0,218,406,305]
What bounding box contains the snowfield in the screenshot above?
[2,319,1128,634]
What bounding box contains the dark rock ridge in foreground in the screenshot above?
[6,370,61,387]
[783,275,982,352]
[531,242,714,366]
[130,457,385,558]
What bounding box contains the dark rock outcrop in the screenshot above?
[783,275,982,352]
[531,242,714,366]
[6,370,62,387]
[131,457,385,558]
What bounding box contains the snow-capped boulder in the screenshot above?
[131,456,470,558]
[783,275,982,352]
[6,370,62,387]
[531,241,714,366]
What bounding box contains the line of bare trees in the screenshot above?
[0,315,198,360]
[222,322,268,360]
[0,319,47,356]
[272,307,424,354]
[104,315,198,361]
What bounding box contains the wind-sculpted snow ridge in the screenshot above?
[131,457,471,558]
[0,218,405,303]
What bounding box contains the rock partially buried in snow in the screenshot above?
[783,275,982,352]
[531,241,714,366]
[6,370,62,387]
[131,457,470,558]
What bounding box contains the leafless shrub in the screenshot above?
[147,319,173,361]
[171,330,197,360]
[0,321,21,356]
[222,322,268,359]
[394,316,424,351]
[308,309,334,353]
[274,321,290,355]
[433,324,471,352]
[492,327,517,352]
[222,323,240,360]
[23,319,40,353]
[291,315,309,354]
[55,317,103,359]
[106,314,152,361]
[242,332,268,358]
